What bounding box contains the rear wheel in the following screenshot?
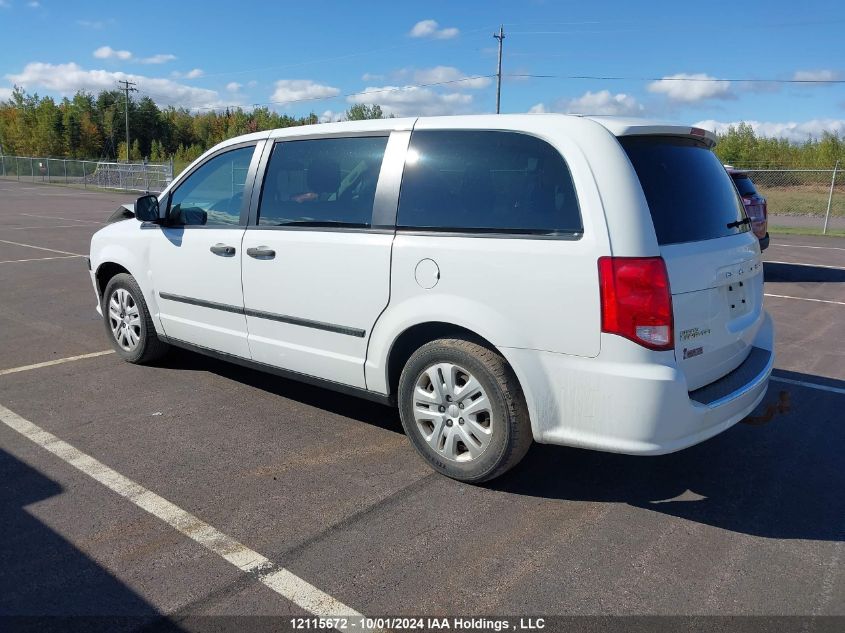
[398,338,532,482]
[102,273,169,364]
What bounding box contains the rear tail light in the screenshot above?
[598,256,674,351]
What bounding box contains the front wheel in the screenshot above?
[102,273,169,364]
[398,338,532,483]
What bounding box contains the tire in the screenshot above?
[398,338,532,483]
[102,273,169,364]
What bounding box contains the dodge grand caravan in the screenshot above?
[88,114,774,482]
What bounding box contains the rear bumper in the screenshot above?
[502,311,775,455]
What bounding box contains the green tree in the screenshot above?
[345,103,384,120]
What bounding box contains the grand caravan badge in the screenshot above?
[680,327,711,342]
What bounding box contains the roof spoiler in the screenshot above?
[584,117,719,147]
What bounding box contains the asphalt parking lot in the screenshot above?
[0,179,843,631]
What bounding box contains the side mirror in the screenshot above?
[134,194,160,222]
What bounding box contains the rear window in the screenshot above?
[620,136,749,245]
[397,130,582,235]
[731,174,758,197]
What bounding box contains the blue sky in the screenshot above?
[1,0,844,141]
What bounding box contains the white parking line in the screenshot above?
[0,351,115,376]
[0,254,84,265]
[0,403,363,620]
[764,260,845,271]
[765,293,845,306]
[0,225,98,231]
[0,185,104,196]
[20,213,104,225]
[0,238,85,257]
[770,243,845,252]
[771,376,845,396]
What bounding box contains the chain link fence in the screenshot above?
[737,166,843,233]
[1,155,842,232]
[0,155,173,193]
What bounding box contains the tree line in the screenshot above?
[0,88,385,167]
[1,87,842,169]
[713,122,844,169]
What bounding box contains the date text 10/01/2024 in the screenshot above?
[289,617,547,630]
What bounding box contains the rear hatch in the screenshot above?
[620,136,764,391]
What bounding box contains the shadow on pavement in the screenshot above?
[764,261,845,283]
[0,447,180,630]
[159,348,403,435]
[157,349,843,542]
[494,374,844,543]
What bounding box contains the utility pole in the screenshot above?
[117,80,137,162]
[494,24,505,114]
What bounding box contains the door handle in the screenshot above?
[246,246,276,259]
[210,243,236,257]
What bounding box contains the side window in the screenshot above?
[397,130,582,235]
[168,145,255,226]
[257,136,388,227]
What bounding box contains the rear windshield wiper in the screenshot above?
[726,217,752,229]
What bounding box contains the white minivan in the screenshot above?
[89,114,774,482]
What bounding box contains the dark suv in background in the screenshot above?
[726,167,769,250]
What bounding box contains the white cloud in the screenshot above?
[27,1,40,7]
[792,69,841,83]
[0,1,11,8]
[93,46,132,61]
[319,110,343,123]
[695,118,845,143]
[648,73,733,102]
[347,85,473,117]
[409,19,459,40]
[413,66,491,89]
[362,72,384,82]
[6,61,237,110]
[139,53,176,65]
[93,46,175,65]
[270,79,340,105]
[226,82,242,92]
[566,90,644,116]
[185,68,204,79]
[529,90,644,117]
[0,87,13,101]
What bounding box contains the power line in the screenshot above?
[137,74,499,112]
[504,73,845,84]
[133,69,844,116]
[132,69,843,116]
